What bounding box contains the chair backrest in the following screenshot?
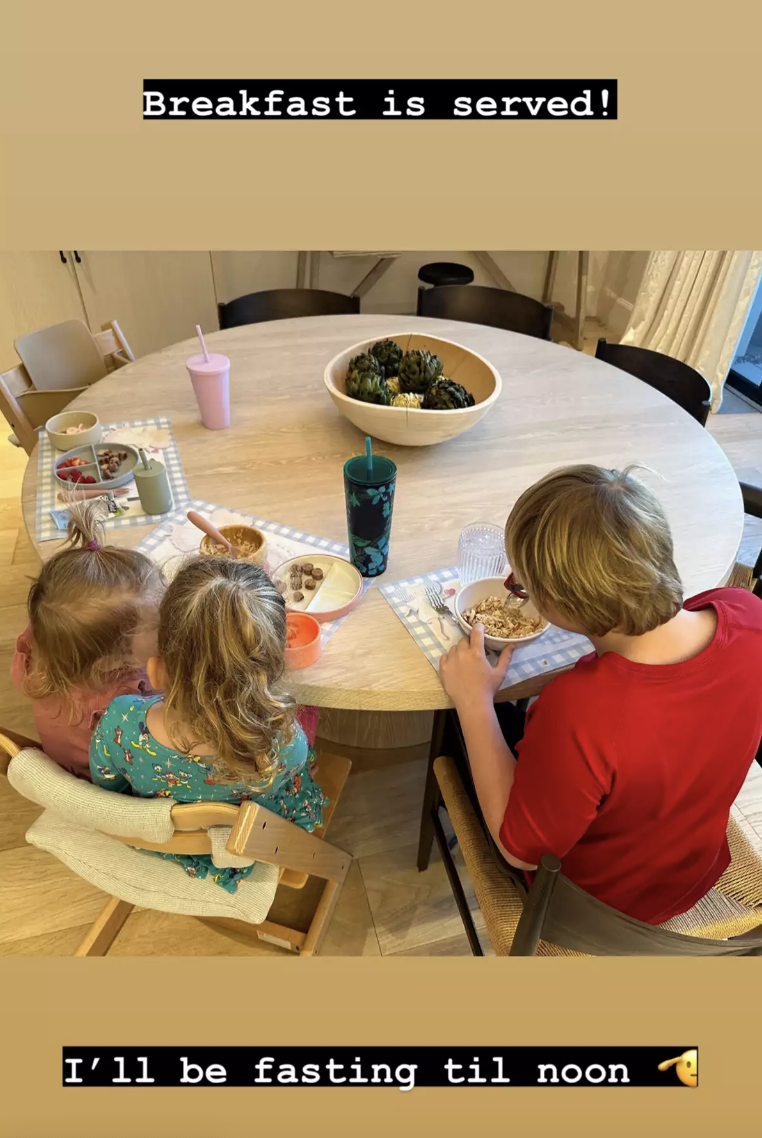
[14,319,109,391]
[509,853,762,956]
[740,482,762,595]
[218,288,361,329]
[595,339,712,426]
[94,320,135,367]
[417,284,554,341]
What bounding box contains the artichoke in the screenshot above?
[346,352,383,386]
[398,350,443,395]
[345,356,392,405]
[369,339,403,378]
[422,377,476,410]
[391,393,423,409]
[386,377,400,396]
[345,353,391,404]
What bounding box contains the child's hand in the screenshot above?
[440,625,514,709]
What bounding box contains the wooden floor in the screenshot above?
[2,340,762,957]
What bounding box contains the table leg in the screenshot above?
[316,708,434,750]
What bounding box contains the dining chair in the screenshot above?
[14,318,133,392]
[595,339,713,426]
[727,482,762,769]
[429,748,762,956]
[1,320,135,454]
[417,284,555,341]
[218,288,361,329]
[0,729,352,957]
[728,482,762,598]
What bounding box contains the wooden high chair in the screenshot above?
[0,728,352,957]
[0,319,135,454]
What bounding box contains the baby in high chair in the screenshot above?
[90,554,327,891]
[12,499,164,779]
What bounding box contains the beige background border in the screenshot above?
[2,3,761,1133]
[2,4,762,247]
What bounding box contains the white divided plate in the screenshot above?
[273,555,363,621]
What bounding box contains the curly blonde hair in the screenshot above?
[157,556,296,784]
[25,499,164,712]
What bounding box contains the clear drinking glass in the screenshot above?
[457,523,507,585]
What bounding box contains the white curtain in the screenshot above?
[619,251,762,410]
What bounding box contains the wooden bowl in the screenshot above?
[454,576,549,651]
[199,524,267,567]
[323,331,502,447]
[46,410,102,452]
[285,613,322,670]
[272,554,363,623]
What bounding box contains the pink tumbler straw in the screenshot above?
[186,325,230,430]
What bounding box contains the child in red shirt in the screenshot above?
[440,464,762,924]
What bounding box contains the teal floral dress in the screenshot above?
[89,694,327,893]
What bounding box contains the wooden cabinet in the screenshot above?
[0,252,87,372]
[0,252,220,372]
[74,252,220,360]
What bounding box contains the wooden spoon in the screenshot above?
[187,510,240,558]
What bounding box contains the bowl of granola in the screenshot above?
[454,576,548,650]
[199,524,267,567]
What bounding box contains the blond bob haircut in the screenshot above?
[504,464,684,637]
[157,555,296,785]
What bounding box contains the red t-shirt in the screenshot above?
[499,588,762,924]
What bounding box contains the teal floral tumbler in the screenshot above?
[344,453,397,577]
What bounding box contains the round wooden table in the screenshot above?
[23,315,743,728]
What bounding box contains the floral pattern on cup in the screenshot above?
[346,482,395,577]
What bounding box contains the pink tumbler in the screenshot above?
[186,352,230,430]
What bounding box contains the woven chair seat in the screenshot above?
[433,755,762,956]
[728,561,755,591]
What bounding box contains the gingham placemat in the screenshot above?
[381,567,593,690]
[36,416,189,542]
[135,499,367,651]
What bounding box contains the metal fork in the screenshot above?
[425,583,459,624]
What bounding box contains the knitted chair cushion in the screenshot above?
[25,811,278,923]
[8,748,175,843]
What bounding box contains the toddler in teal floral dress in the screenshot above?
[90,555,326,893]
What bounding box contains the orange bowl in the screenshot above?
[285,613,322,670]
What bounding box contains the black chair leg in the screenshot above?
[432,806,484,956]
[417,709,447,872]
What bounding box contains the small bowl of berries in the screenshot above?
[55,443,140,492]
